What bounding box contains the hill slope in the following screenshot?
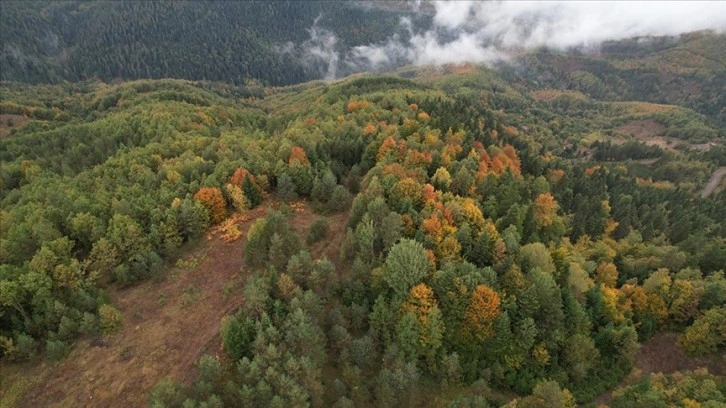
[1,65,725,406]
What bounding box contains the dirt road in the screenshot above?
[700,167,726,197]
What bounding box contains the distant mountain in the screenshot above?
[1,2,724,125]
[503,32,726,127]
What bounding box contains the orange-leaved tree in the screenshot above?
[463,284,501,340]
[194,187,226,224]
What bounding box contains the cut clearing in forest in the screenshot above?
[1,200,348,408]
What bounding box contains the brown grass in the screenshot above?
[614,119,666,138]
[0,114,29,139]
[2,199,349,408]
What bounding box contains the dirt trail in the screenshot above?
[5,200,345,408]
[699,167,726,198]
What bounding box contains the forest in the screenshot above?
[1,64,725,406]
[1,2,726,407]
[0,1,426,86]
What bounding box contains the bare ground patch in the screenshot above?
[0,114,29,139]
[614,119,666,139]
[700,167,726,198]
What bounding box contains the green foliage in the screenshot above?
[383,239,430,298]
[2,33,726,402]
[610,370,725,408]
[277,172,298,202]
[220,315,255,360]
[307,219,330,245]
[45,339,69,362]
[242,175,263,208]
[244,212,300,270]
[678,306,726,356]
[98,304,123,335]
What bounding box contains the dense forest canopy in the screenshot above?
[0,1,427,86]
[1,1,725,407]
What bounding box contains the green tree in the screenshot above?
[277,172,298,202]
[383,239,430,298]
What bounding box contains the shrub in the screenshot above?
[328,185,352,212]
[46,339,69,361]
[6,333,39,361]
[307,219,330,244]
[99,304,123,335]
[79,312,99,335]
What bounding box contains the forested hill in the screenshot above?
[0,1,426,86]
[1,68,725,406]
[2,2,725,128]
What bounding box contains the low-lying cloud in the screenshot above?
[293,1,726,80]
[446,1,726,49]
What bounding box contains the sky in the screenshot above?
[298,1,726,79]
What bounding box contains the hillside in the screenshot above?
[2,1,724,126]
[0,1,428,86]
[2,58,725,406]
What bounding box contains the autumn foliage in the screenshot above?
[194,187,226,223]
[289,146,309,166]
[229,167,256,187]
[534,193,558,228]
[463,284,501,340]
[402,283,438,325]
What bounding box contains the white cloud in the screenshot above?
[442,1,726,49]
[292,1,726,79]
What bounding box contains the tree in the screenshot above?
[242,175,263,208]
[462,284,501,341]
[221,315,256,360]
[515,380,576,408]
[595,262,618,288]
[383,239,430,298]
[194,187,226,223]
[311,169,336,207]
[562,334,599,382]
[289,146,309,166]
[431,167,452,191]
[277,172,298,202]
[678,306,726,356]
[533,193,557,229]
[519,243,555,275]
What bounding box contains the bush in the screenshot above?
[57,315,79,341]
[307,219,330,244]
[5,333,39,361]
[46,339,69,361]
[328,185,352,212]
[79,312,99,335]
[221,315,256,360]
[99,304,124,335]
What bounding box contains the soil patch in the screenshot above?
[0,114,29,139]
[614,119,666,139]
[699,167,726,198]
